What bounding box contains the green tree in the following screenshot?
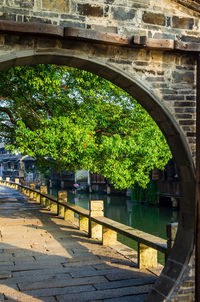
[0,64,172,189]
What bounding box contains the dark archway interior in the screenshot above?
[0,50,195,301]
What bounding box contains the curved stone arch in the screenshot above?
[0,49,195,301]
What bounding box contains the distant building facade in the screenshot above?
[0,144,35,182]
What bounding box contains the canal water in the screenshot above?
[49,188,179,264]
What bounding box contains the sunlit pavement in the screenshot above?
[0,185,161,302]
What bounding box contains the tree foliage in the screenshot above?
[0,64,172,189]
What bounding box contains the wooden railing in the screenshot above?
[0,178,178,270]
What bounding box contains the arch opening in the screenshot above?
[0,49,195,301]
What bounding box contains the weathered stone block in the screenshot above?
[58,190,67,203]
[111,7,135,20]
[36,193,41,203]
[61,13,85,21]
[172,16,194,29]
[187,132,196,137]
[40,185,47,194]
[45,198,51,209]
[175,102,195,107]
[24,16,51,24]
[42,0,69,12]
[163,95,184,101]
[90,221,102,240]
[40,197,46,206]
[186,96,195,101]
[87,24,117,33]
[172,71,194,84]
[60,20,85,28]
[176,113,193,119]
[6,0,34,8]
[64,208,75,223]
[15,178,19,184]
[90,200,104,212]
[79,215,89,232]
[102,226,117,245]
[179,120,195,126]
[77,4,103,17]
[58,204,65,217]
[29,183,35,190]
[184,108,195,113]
[50,201,58,212]
[138,243,157,269]
[142,12,165,26]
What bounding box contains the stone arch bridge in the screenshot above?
[0,0,199,301]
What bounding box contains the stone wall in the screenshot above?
[0,31,196,301]
[0,0,198,300]
[0,0,199,39]
[0,0,198,157]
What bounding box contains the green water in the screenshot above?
[49,188,179,264]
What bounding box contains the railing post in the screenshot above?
[57,191,75,223]
[50,200,58,212]
[79,215,89,233]
[14,178,19,189]
[138,243,157,269]
[166,222,178,259]
[89,200,104,241]
[15,178,19,184]
[36,191,41,203]
[57,191,67,217]
[40,185,47,206]
[64,207,75,223]
[29,183,35,199]
[102,226,117,246]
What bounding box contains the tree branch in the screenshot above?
[0,107,17,125]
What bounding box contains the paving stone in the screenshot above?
[19,275,107,291]
[94,277,156,290]
[106,271,152,281]
[70,267,151,279]
[63,255,100,263]
[12,267,68,277]
[104,294,147,301]
[0,271,12,280]
[0,261,14,266]
[62,258,105,267]
[6,262,64,272]
[0,186,158,301]
[56,285,152,301]
[92,262,136,271]
[0,254,12,261]
[24,284,95,297]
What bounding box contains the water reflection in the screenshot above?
[49,188,179,240]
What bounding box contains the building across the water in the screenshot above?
[0,144,35,182]
[50,160,180,207]
[0,143,180,206]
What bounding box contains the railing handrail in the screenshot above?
[0,179,167,255]
[91,216,167,253]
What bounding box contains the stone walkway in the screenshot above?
[0,185,161,302]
